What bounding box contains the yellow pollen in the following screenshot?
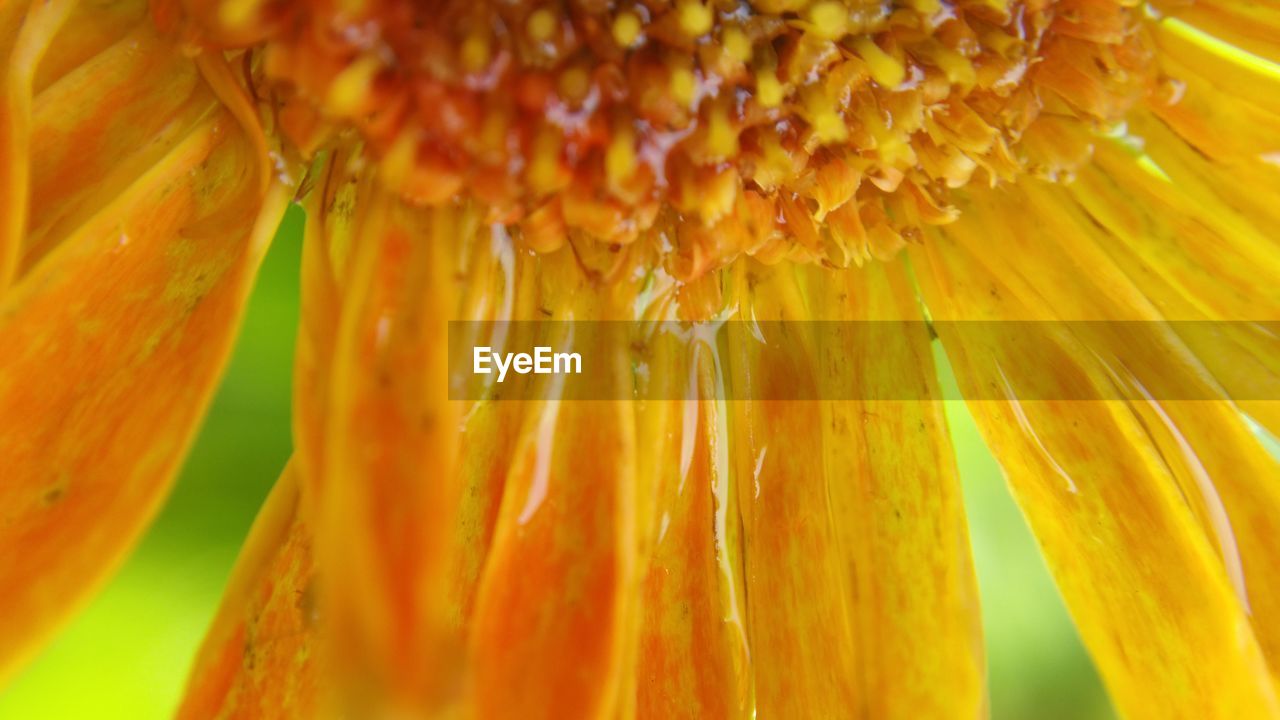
[804,89,847,145]
[981,29,1020,57]
[904,0,943,14]
[863,110,913,167]
[705,107,738,159]
[929,44,976,88]
[612,11,642,48]
[380,131,420,189]
[755,71,783,108]
[806,2,848,41]
[605,127,638,187]
[671,67,697,108]
[528,129,566,194]
[228,0,1161,258]
[966,0,1010,17]
[217,0,261,29]
[479,110,510,155]
[461,34,491,72]
[326,55,382,117]
[699,167,737,223]
[852,37,905,89]
[753,132,796,190]
[676,0,714,38]
[558,66,591,103]
[722,26,752,64]
[527,8,557,42]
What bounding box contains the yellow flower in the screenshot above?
[1,0,1278,718]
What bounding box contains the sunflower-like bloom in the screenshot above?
[1,0,1278,716]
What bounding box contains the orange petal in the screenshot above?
[292,148,360,502]
[318,185,479,713]
[468,249,639,719]
[722,260,861,716]
[1,0,75,290]
[1074,141,1280,438]
[0,94,287,680]
[633,313,752,718]
[946,172,1280,687]
[177,462,321,719]
[802,259,986,717]
[10,1,220,282]
[1152,0,1280,63]
[0,0,288,676]
[1148,17,1280,163]
[913,229,1280,718]
[446,240,541,629]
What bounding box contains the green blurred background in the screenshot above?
[0,205,1119,718]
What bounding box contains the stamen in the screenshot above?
[851,37,905,90]
[325,55,381,119]
[611,11,642,48]
[527,8,556,43]
[675,0,713,39]
[173,0,1158,276]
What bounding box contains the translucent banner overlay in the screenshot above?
[448,321,1280,402]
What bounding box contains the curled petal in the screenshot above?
[0,2,286,678]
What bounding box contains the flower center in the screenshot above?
[176,0,1156,273]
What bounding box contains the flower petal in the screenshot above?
[802,260,986,717]
[1,0,75,291]
[318,185,478,712]
[945,170,1280,680]
[1072,142,1280,437]
[0,4,286,676]
[1151,16,1280,120]
[0,135,287,680]
[709,258,985,717]
[445,240,539,630]
[7,1,219,283]
[467,249,639,719]
[913,228,1280,718]
[177,462,320,719]
[1152,0,1280,64]
[632,301,752,718]
[721,261,862,717]
[292,149,357,504]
